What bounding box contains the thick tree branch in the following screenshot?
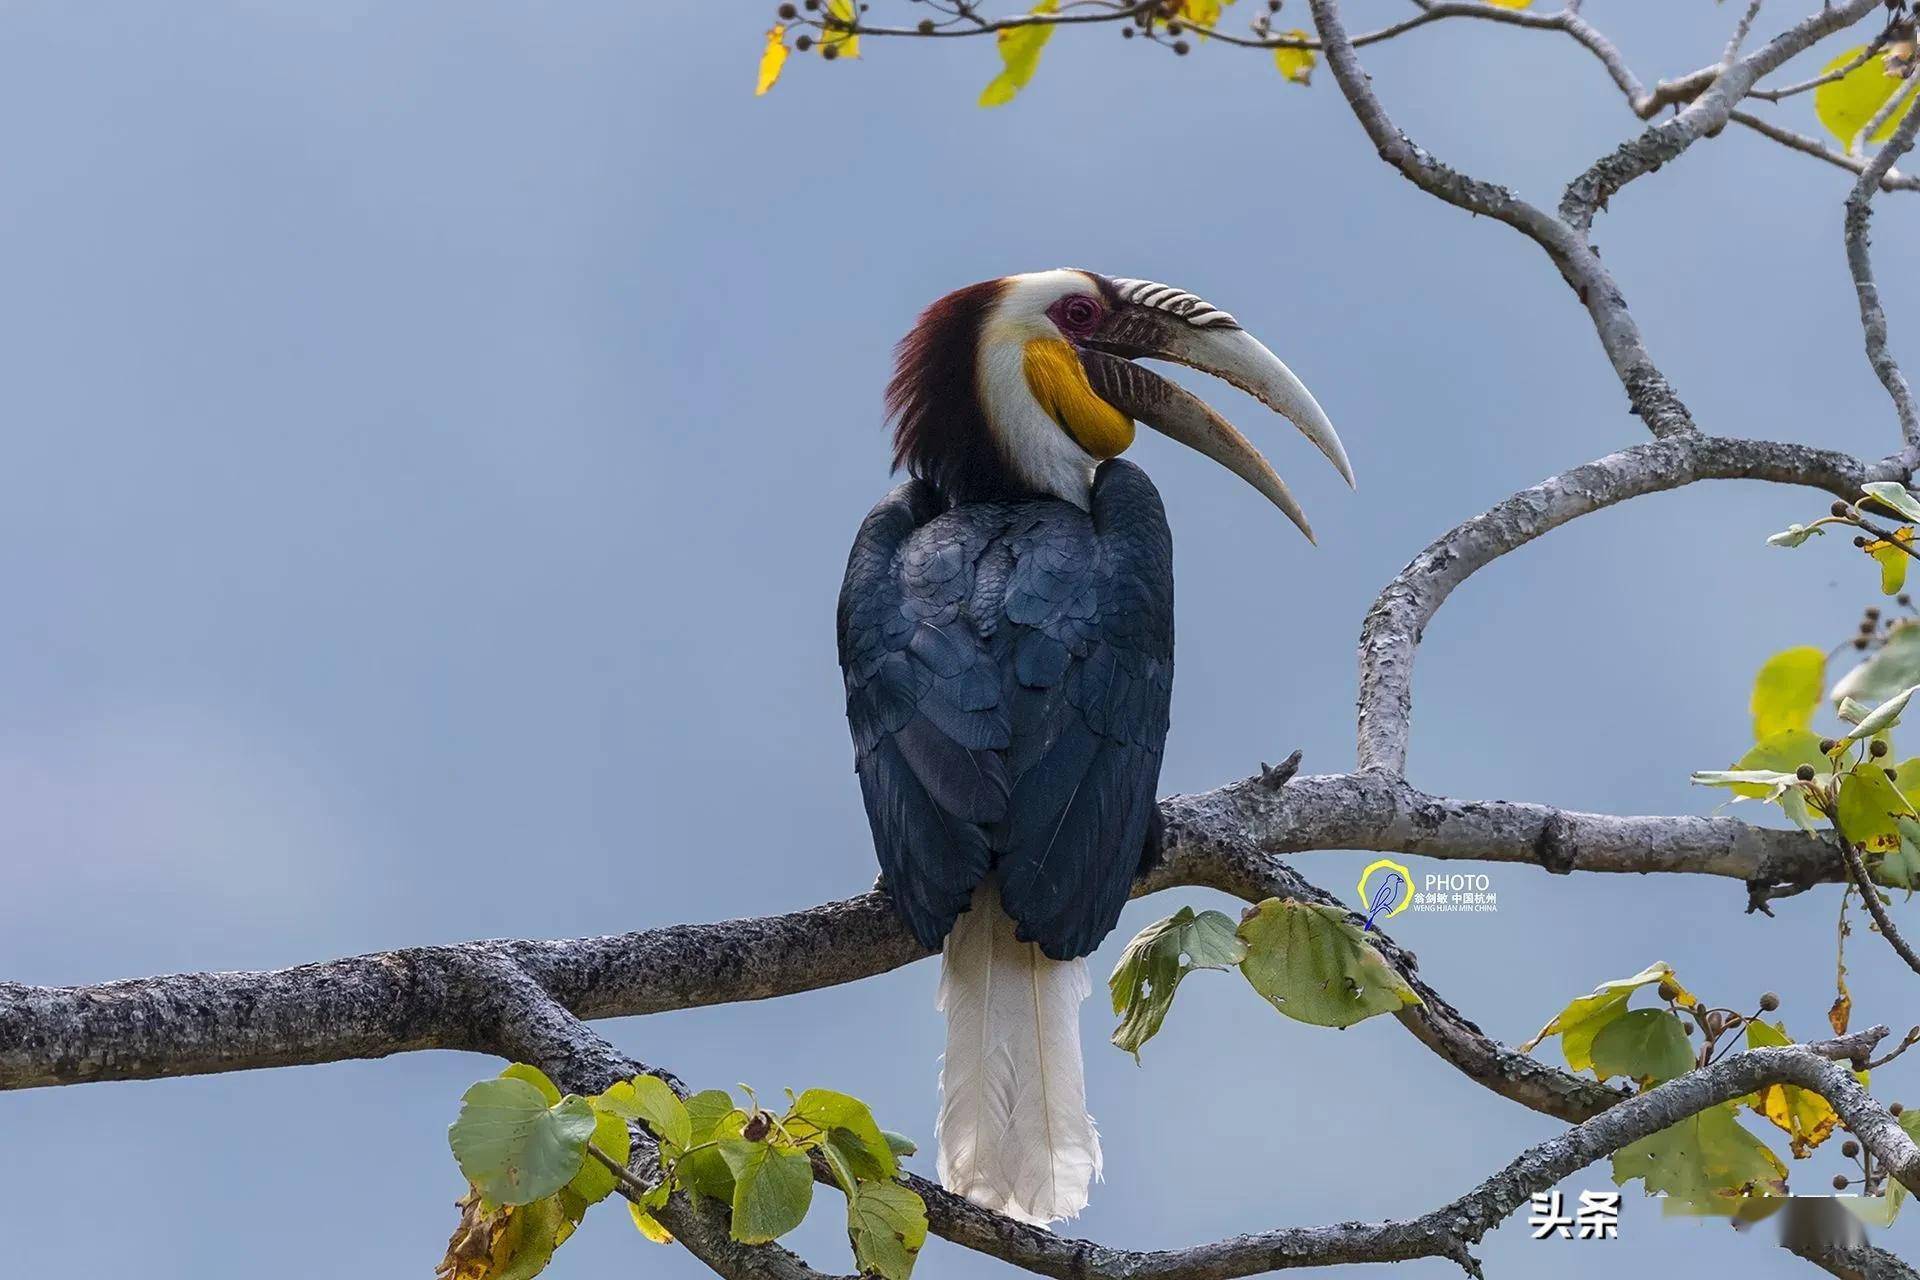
[4,765,1857,1121]
[905,1030,1908,1280]
[1791,1241,1920,1280]
[437,935,1917,1280]
[1354,435,1902,777]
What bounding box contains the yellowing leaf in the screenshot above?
[628,1183,674,1245]
[756,26,789,95]
[1179,0,1222,31]
[1743,1020,1840,1156]
[1521,962,1691,1070]
[1865,525,1917,596]
[1612,1103,1787,1209]
[1751,647,1826,739]
[1816,46,1915,150]
[1837,765,1912,852]
[980,0,1057,108]
[437,1186,569,1280]
[1273,32,1315,85]
[819,0,860,59]
[1483,0,1532,8]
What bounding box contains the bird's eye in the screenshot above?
[1052,295,1102,334]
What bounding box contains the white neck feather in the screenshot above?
[976,340,1097,509]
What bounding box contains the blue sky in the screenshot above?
[1,1,1917,1275]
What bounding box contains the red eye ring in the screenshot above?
[1058,296,1100,332]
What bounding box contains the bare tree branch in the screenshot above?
[1732,109,1920,191]
[1354,435,1901,777]
[1560,0,1883,234]
[1307,0,1704,436]
[1846,90,1920,453]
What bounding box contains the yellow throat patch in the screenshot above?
[1022,338,1135,460]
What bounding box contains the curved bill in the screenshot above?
[1080,348,1316,543]
[1086,305,1353,489]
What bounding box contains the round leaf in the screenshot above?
[849,1179,928,1280]
[722,1141,814,1244]
[1815,46,1914,147]
[1590,1008,1693,1086]
[449,1078,598,1207]
[595,1075,691,1152]
[1235,899,1420,1028]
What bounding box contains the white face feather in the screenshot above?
[976,269,1104,508]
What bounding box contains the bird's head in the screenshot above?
[886,268,1352,540]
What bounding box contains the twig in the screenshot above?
[1845,88,1920,453]
[1834,830,1920,976]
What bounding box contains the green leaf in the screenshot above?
[449,1078,598,1207]
[722,1141,814,1245]
[789,1088,896,1182]
[1234,899,1420,1028]
[1721,728,1827,802]
[676,1099,749,1205]
[881,1130,918,1158]
[1742,1020,1840,1157]
[1837,766,1911,852]
[1751,647,1826,739]
[566,1106,632,1208]
[1590,1009,1694,1087]
[1840,1186,1905,1228]
[1880,817,1920,889]
[1521,962,1690,1070]
[979,0,1058,107]
[595,1076,692,1153]
[1843,684,1920,747]
[1108,906,1248,1057]
[1273,32,1315,84]
[686,1089,742,1144]
[1864,482,1920,523]
[1612,1103,1787,1207]
[848,1179,929,1280]
[677,1146,739,1204]
[1834,621,1920,708]
[1815,45,1914,148]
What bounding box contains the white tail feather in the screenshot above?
[935,880,1102,1225]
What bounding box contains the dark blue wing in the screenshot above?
[994,461,1173,959]
[838,480,1008,949]
[838,462,1174,961]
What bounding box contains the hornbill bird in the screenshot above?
[838,270,1350,1224]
